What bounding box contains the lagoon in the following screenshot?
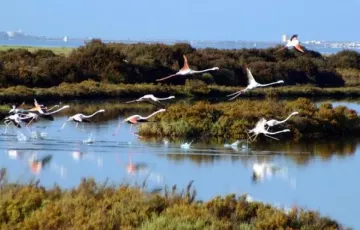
[0,99,359,228]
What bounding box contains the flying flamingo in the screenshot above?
[113,108,166,137]
[277,34,305,53]
[248,118,291,142]
[9,102,25,114]
[227,64,284,100]
[2,113,34,133]
[60,109,105,131]
[23,105,70,127]
[156,55,219,81]
[125,94,175,108]
[265,112,299,130]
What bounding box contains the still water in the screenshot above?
[0,100,359,229]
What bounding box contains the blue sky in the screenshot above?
[1,0,359,41]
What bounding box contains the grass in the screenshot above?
[0,174,348,230]
[0,45,73,56]
[2,80,360,104]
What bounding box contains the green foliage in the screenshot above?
[0,178,347,230]
[1,40,358,88]
[138,98,360,140]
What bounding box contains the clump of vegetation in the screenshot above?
[0,172,347,230]
[2,39,360,89]
[138,98,360,140]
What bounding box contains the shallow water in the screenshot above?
[0,100,359,229]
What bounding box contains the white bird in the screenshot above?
[248,118,291,142]
[277,34,305,53]
[156,55,219,81]
[227,64,284,100]
[60,109,105,131]
[113,109,166,136]
[265,112,299,130]
[3,113,33,133]
[125,94,175,107]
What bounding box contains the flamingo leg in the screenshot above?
[264,134,279,141]
[112,120,122,136]
[76,122,86,132]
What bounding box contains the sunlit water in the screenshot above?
[0,100,359,228]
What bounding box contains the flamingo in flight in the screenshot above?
[265,112,299,131]
[22,105,70,128]
[60,109,105,131]
[156,55,219,82]
[227,64,284,100]
[125,94,175,108]
[277,34,305,53]
[248,118,291,142]
[113,108,166,137]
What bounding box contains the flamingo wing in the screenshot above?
[156,73,179,82]
[244,65,257,85]
[294,44,305,53]
[180,55,190,71]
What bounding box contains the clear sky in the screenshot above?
[1,0,359,41]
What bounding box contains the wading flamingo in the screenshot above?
[277,34,305,53]
[227,64,284,100]
[113,108,166,137]
[60,109,105,131]
[265,112,299,130]
[125,94,175,107]
[248,118,290,142]
[156,55,219,81]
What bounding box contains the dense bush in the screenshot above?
[2,40,358,88]
[0,175,346,229]
[138,98,360,140]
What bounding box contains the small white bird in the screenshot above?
[125,94,175,107]
[181,140,195,150]
[156,55,219,81]
[277,34,305,53]
[60,109,105,131]
[227,64,284,100]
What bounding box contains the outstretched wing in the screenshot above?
[156,74,179,82]
[243,64,256,85]
[180,55,190,71]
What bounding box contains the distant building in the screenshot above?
[282,34,287,42]
[63,36,68,42]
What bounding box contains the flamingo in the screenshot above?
[2,113,34,133]
[22,105,70,127]
[265,112,299,130]
[277,34,305,53]
[60,109,105,131]
[227,64,284,100]
[248,118,291,142]
[125,94,175,108]
[113,108,166,136]
[156,55,219,81]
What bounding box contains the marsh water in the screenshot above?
[1,98,360,228]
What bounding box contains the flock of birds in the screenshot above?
[2,34,304,143]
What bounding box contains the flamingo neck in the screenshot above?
[143,110,163,120]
